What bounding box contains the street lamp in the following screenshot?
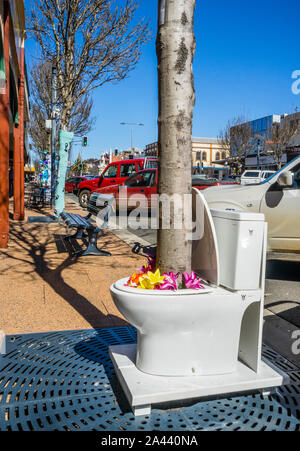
[120,122,144,151]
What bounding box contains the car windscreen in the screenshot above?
[145,160,158,169]
[103,165,118,178]
[243,172,260,177]
[125,171,155,188]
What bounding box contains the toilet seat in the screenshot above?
[114,278,214,295]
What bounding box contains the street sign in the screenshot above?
[45,120,52,130]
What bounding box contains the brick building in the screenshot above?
[0,0,28,248]
[145,138,229,178]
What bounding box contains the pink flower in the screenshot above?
[183,271,205,290]
[157,272,180,291]
[139,264,151,274]
[139,254,156,274]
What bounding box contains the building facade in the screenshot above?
[283,112,300,162]
[231,114,300,171]
[243,115,281,170]
[145,142,158,157]
[0,0,28,248]
[192,138,229,178]
[145,138,229,178]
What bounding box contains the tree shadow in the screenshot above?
[265,259,300,328]
[265,301,300,329]
[0,222,129,330]
[266,259,300,282]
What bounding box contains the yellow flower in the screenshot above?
[138,277,155,290]
[137,269,165,290]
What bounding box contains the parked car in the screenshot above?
[222,174,240,183]
[240,170,276,185]
[203,156,300,252]
[65,176,96,194]
[192,176,237,189]
[77,158,157,208]
[93,169,238,210]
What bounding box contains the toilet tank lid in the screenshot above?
[211,209,265,222]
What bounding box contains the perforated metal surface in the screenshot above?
[0,327,299,431]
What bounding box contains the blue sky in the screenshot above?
[25,0,300,161]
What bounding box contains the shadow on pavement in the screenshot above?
[266,259,300,282]
[0,222,129,330]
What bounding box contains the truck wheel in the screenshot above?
[79,190,90,209]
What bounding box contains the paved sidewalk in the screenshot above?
[0,199,146,334]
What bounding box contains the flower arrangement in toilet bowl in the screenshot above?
[126,254,205,291]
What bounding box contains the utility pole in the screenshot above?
[199,152,203,175]
[51,66,57,206]
[120,122,144,152]
[80,152,83,176]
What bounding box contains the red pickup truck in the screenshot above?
[93,169,236,210]
[77,158,157,208]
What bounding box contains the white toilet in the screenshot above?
[110,189,268,378]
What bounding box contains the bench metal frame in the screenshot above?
[60,193,114,257]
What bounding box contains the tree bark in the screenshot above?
[156,0,196,277]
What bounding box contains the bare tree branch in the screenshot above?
[27,0,151,130]
[259,114,300,170]
[218,115,256,172]
[29,61,95,156]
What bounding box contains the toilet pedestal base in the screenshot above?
[109,344,289,417]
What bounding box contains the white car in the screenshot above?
[240,170,276,185]
[203,156,300,252]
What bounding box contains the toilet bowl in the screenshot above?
[110,190,267,377]
[111,280,263,377]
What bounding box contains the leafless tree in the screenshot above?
[156,0,196,279]
[28,0,151,132]
[29,61,95,155]
[261,114,300,170]
[218,115,256,172]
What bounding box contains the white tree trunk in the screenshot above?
[157,0,196,277]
